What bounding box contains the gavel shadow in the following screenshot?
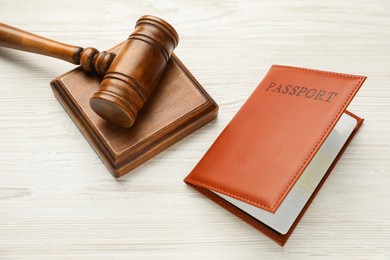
[0,49,70,78]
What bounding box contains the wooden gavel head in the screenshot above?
[90,15,179,128]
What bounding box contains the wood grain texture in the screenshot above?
[91,15,179,127]
[0,0,389,259]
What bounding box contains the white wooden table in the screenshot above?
[1,0,389,258]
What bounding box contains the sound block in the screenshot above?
[51,46,218,178]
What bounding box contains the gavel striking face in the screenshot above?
[0,15,179,128]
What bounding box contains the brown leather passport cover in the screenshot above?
[184,65,366,246]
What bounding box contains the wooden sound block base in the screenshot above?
[51,52,218,178]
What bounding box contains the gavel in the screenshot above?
[0,15,179,127]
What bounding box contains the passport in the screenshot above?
[184,65,366,246]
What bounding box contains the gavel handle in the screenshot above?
[0,22,115,75]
